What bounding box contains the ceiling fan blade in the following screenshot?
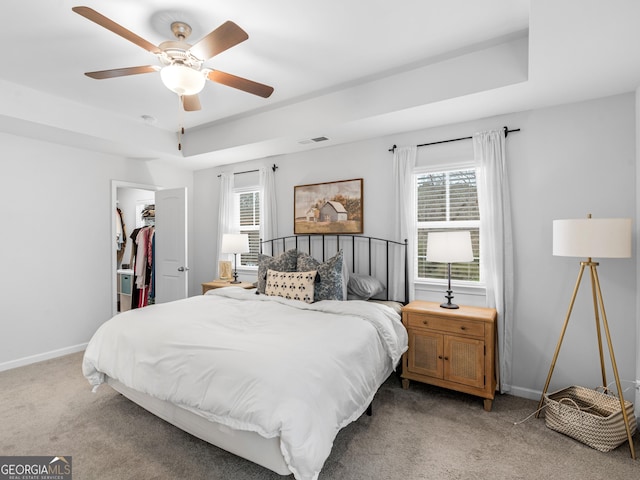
[189,21,249,61]
[85,66,160,79]
[182,95,202,111]
[207,70,274,98]
[72,6,162,54]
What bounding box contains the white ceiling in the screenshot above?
[2,1,640,170]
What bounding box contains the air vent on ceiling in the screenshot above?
[298,136,330,145]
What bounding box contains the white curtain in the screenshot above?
[473,129,514,393]
[217,173,236,270]
[391,146,417,303]
[259,166,278,243]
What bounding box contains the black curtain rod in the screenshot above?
[218,163,278,178]
[388,126,520,152]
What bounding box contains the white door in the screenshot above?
[155,187,188,303]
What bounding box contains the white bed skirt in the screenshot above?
[106,377,292,476]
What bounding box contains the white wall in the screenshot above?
[193,92,637,399]
[0,133,193,370]
[192,168,219,292]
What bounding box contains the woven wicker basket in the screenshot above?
[543,385,636,452]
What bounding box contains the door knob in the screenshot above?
[177,266,189,272]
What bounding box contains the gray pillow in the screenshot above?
[257,249,299,294]
[297,250,346,301]
[347,273,386,300]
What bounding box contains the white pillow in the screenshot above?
[265,269,317,304]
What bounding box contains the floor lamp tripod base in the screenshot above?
[535,260,636,460]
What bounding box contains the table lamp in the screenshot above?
[221,233,250,284]
[426,231,474,309]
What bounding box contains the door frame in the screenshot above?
[111,180,162,317]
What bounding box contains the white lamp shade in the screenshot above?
[426,231,474,263]
[553,218,632,258]
[221,233,250,254]
[160,64,206,95]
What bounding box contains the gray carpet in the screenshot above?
[1,352,638,479]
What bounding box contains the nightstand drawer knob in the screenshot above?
[460,326,467,330]
[422,320,428,325]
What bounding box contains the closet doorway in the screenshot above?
[111,181,188,317]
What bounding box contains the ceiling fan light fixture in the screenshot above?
[160,64,205,95]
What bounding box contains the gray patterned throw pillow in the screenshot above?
[297,250,345,301]
[257,249,299,294]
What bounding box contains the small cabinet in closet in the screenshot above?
[117,269,133,312]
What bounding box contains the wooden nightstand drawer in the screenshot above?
[406,313,484,337]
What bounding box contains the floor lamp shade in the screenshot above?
[553,218,631,258]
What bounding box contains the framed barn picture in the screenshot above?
[294,178,363,234]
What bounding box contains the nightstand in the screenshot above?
[202,280,255,294]
[401,300,498,411]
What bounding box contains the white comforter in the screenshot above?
[83,287,408,480]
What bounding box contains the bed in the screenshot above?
[83,235,408,480]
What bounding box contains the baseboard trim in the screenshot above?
[508,385,541,401]
[0,343,87,372]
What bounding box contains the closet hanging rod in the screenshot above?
[388,126,520,152]
[217,163,278,178]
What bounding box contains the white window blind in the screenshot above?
[415,168,480,282]
[236,189,260,267]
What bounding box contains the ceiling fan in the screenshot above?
[72,6,274,112]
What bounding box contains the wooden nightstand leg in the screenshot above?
[401,378,410,390]
[483,398,493,412]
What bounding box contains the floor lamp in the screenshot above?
[535,215,635,459]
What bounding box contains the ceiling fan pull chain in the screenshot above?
[177,95,184,151]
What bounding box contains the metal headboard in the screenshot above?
[260,234,408,304]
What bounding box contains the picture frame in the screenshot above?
[294,178,363,234]
[218,260,233,281]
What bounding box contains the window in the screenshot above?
[415,167,480,283]
[235,188,260,267]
